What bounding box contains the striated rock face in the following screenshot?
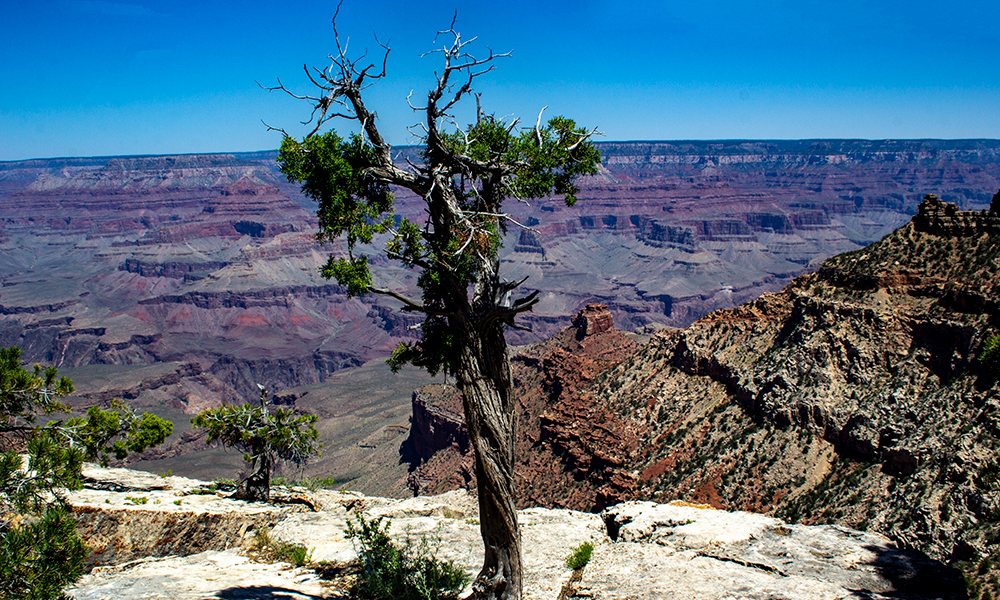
[571,303,615,338]
[1,154,312,239]
[66,465,964,600]
[912,191,1000,236]
[403,384,469,465]
[547,204,1000,591]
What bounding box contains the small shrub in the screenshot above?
[125,495,148,505]
[980,558,994,576]
[346,513,469,600]
[565,541,594,570]
[283,544,312,567]
[253,526,313,567]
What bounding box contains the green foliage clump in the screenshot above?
[65,399,173,467]
[0,503,87,600]
[278,131,393,297]
[980,334,1000,379]
[565,541,594,570]
[278,114,599,379]
[346,514,470,600]
[979,460,1000,491]
[1,346,171,600]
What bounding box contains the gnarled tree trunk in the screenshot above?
[454,314,521,600]
[233,453,271,502]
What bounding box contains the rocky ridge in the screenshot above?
[65,465,964,599]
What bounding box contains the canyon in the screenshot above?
[2,140,999,484]
[3,142,1000,592]
[3,140,998,402]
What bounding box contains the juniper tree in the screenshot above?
[266,10,600,599]
[0,346,172,599]
[192,385,320,502]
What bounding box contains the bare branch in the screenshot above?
[406,91,426,112]
[535,106,548,147]
[260,120,290,137]
[565,126,603,152]
[509,289,540,313]
[370,287,450,316]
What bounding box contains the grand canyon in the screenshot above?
[4,139,1000,595]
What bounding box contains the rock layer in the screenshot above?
[559,200,1000,591]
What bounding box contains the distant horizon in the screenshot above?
[8,137,1000,164]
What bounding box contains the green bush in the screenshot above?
[346,514,469,600]
[565,541,594,570]
[0,504,87,600]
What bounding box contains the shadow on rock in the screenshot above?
[215,585,327,600]
[861,544,967,599]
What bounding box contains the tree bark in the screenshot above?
[233,454,271,503]
[453,310,521,600]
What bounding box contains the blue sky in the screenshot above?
[1,0,998,161]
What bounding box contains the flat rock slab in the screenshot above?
[69,550,335,600]
[575,502,966,599]
[66,467,965,600]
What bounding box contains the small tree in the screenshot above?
[192,386,321,502]
[266,9,600,598]
[0,346,172,600]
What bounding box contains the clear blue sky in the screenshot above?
[2,0,998,161]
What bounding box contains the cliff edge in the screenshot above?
[65,465,964,599]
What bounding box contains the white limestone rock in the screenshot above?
[65,466,964,600]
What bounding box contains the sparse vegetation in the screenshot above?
[271,475,346,490]
[253,526,313,567]
[345,514,470,600]
[565,542,594,570]
[980,334,1000,379]
[0,346,171,600]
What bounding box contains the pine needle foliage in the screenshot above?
[1,345,172,600]
[192,386,320,502]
